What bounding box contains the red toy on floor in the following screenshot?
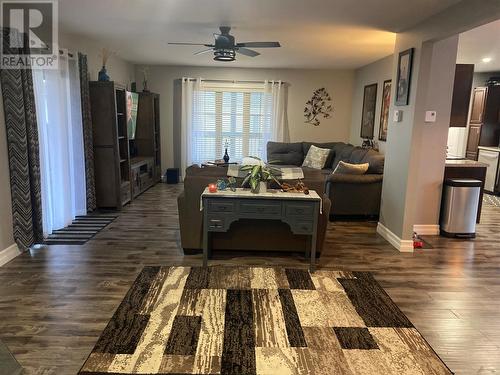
[413,232,423,249]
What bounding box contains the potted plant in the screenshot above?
[240,156,281,194]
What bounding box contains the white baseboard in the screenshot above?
[413,224,440,235]
[0,243,21,267]
[377,222,414,252]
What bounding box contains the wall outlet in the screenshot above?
[425,110,437,122]
[393,110,403,122]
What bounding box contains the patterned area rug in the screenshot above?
[79,266,451,375]
[43,214,117,245]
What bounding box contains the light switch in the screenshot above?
[425,110,437,122]
[393,110,403,122]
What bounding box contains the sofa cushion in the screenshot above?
[302,142,340,168]
[267,141,303,166]
[333,161,369,175]
[348,148,369,163]
[332,144,356,168]
[302,145,331,169]
[362,149,385,174]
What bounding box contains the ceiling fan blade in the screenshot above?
[168,42,213,46]
[236,42,281,48]
[236,47,260,57]
[194,48,213,56]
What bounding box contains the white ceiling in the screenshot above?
[457,19,500,73]
[58,0,463,69]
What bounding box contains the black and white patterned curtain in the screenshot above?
[78,53,96,212]
[0,28,43,249]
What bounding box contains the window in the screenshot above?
[190,87,272,164]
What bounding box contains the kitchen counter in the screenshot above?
[478,146,500,153]
[445,159,488,168]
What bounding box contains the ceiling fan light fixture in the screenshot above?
[214,49,236,62]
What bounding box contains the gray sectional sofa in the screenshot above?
[267,141,385,218]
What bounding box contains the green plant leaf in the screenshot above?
[269,166,282,174]
[251,165,260,178]
[250,177,258,192]
[247,156,262,161]
[241,174,251,188]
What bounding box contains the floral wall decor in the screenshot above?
[304,87,333,126]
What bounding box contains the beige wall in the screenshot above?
[0,31,135,254]
[349,55,393,154]
[135,65,355,170]
[379,0,500,242]
[59,31,136,87]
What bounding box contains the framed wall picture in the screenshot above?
[378,80,392,141]
[395,48,414,106]
[360,83,377,139]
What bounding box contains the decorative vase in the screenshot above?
[223,148,230,163]
[258,181,267,194]
[98,66,110,81]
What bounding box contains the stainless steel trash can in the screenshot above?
[440,179,481,238]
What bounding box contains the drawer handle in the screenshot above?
[210,219,222,223]
[296,208,304,214]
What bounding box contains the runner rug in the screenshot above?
[79,266,451,375]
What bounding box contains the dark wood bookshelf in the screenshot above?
[89,81,131,209]
[136,92,162,183]
[90,84,162,208]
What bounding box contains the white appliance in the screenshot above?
[477,148,500,192]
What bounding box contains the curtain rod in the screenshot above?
[184,78,288,85]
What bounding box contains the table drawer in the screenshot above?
[239,200,282,216]
[206,216,227,231]
[208,200,235,213]
[285,203,314,217]
[291,220,314,234]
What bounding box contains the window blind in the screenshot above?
[191,87,273,164]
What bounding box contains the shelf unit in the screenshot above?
[89,81,131,209]
[135,92,162,182]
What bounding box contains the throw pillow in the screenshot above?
[302,145,331,169]
[241,156,265,166]
[333,160,369,175]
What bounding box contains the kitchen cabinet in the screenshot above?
[466,85,500,160]
[466,124,482,160]
[469,87,487,124]
[450,64,474,127]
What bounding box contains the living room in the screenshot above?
[1,1,500,374]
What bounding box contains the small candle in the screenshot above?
[208,183,217,193]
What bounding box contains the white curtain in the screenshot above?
[265,80,290,143]
[33,52,87,236]
[180,77,200,180]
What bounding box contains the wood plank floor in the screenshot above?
[0,183,499,374]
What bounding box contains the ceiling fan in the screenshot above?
[168,26,281,62]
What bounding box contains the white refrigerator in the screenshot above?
[477,148,500,193]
